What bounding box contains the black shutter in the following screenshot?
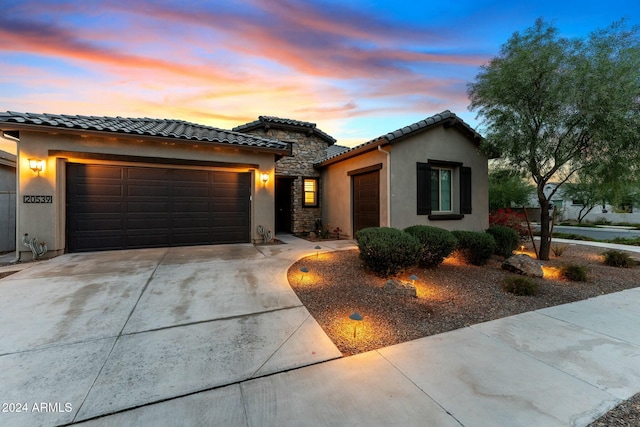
[461,166,472,214]
[417,162,431,215]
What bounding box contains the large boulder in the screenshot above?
[502,254,543,278]
[383,279,417,298]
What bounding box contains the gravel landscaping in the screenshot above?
[287,242,640,425]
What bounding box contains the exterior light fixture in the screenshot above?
[315,245,321,258]
[349,311,363,338]
[260,172,269,184]
[29,159,45,175]
[299,266,309,282]
[409,274,419,286]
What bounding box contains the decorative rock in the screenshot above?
[502,254,543,278]
[384,279,417,298]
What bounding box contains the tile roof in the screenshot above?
[0,112,290,153]
[316,110,483,166]
[233,115,336,145]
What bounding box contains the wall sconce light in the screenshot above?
[28,159,45,175]
[260,172,269,184]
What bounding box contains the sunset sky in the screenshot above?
[2,0,639,148]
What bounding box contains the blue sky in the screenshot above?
[1,0,639,147]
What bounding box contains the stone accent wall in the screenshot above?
[242,127,330,233]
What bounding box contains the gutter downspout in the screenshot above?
[2,131,20,263]
[377,145,391,227]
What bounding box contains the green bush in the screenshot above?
[560,264,588,282]
[486,225,519,257]
[452,230,496,265]
[503,276,538,296]
[603,250,636,268]
[355,227,423,277]
[404,225,457,268]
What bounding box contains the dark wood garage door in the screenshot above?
[352,170,380,234]
[66,164,250,252]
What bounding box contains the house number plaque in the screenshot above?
[23,195,53,204]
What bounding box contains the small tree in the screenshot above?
[468,19,640,260]
[562,178,606,223]
[489,167,535,211]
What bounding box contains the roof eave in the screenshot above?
[0,122,290,156]
[314,138,388,168]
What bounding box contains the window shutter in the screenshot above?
[460,166,472,214]
[417,162,431,215]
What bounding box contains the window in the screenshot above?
[417,161,472,218]
[430,168,452,212]
[303,177,319,207]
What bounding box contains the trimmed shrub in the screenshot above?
[486,225,519,258]
[603,250,636,268]
[404,225,458,268]
[503,276,538,296]
[452,230,496,265]
[560,264,588,282]
[355,227,423,277]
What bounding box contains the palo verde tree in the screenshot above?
[468,19,640,260]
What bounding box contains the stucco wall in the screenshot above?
[389,126,489,231]
[16,131,277,258]
[321,149,389,238]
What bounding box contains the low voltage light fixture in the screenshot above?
[29,159,45,175]
[260,172,269,184]
[349,311,363,338]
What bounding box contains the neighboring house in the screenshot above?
[0,110,488,259]
[529,182,640,224]
[316,111,489,235]
[0,149,16,252]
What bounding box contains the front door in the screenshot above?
[275,177,293,233]
[352,170,380,234]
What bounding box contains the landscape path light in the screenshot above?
[299,267,309,282]
[349,311,363,339]
[409,274,419,286]
[315,245,321,259]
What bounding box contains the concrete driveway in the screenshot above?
[0,236,350,426]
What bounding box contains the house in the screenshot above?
[0,149,16,252]
[0,110,488,259]
[316,111,489,234]
[528,182,640,224]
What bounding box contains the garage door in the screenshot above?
[352,170,380,234]
[66,164,251,252]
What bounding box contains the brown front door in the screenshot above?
[352,170,380,234]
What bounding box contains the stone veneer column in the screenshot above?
[242,128,329,234]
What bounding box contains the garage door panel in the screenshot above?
[128,184,170,197]
[75,201,124,214]
[127,168,169,180]
[67,164,251,252]
[76,165,123,179]
[75,218,123,232]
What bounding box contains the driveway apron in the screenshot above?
[0,238,342,426]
